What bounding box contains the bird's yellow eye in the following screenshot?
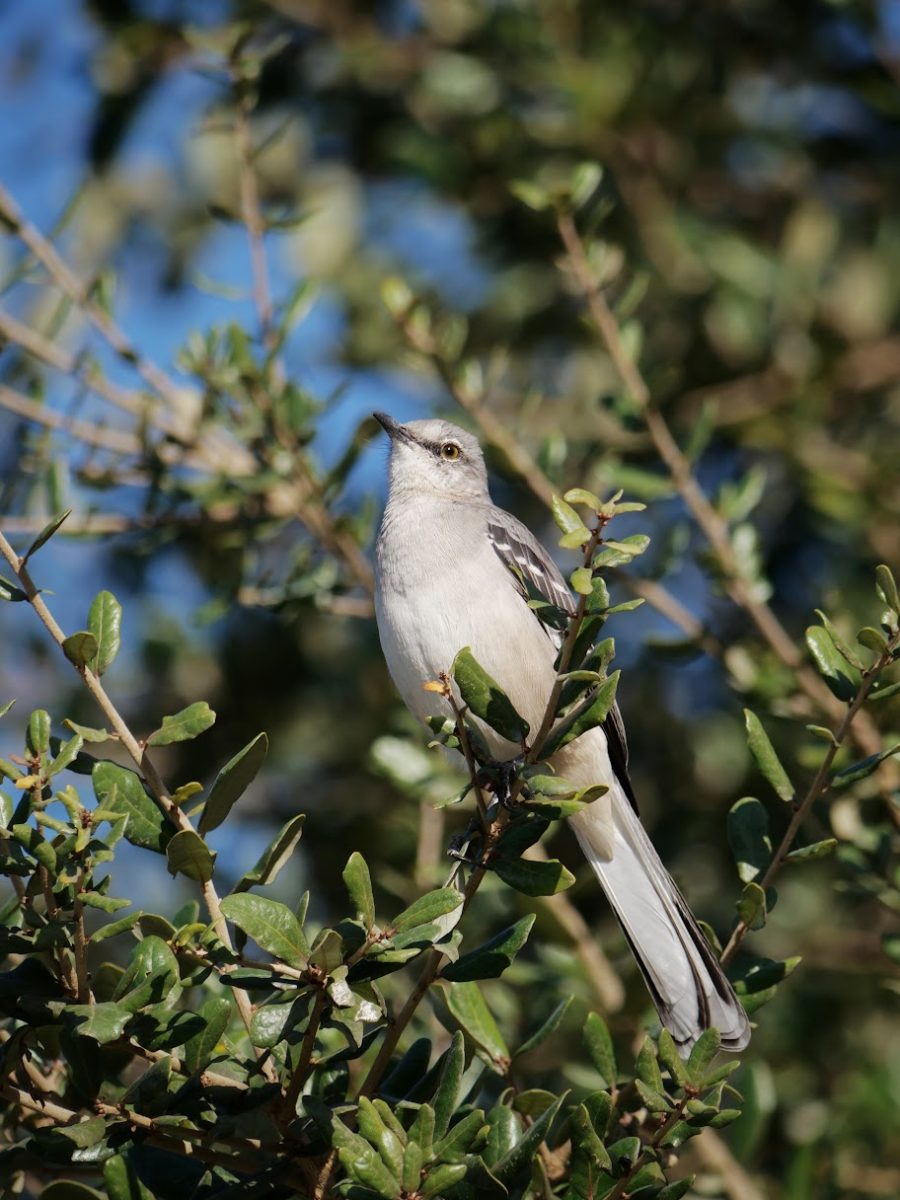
[440,442,461,461]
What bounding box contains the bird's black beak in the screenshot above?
[373,412,414,444]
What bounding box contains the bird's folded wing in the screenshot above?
[485,505,637,811]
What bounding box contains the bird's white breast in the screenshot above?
[374,499,558,757]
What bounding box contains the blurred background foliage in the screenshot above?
[1,0,899,1196]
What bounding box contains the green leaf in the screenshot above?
[870,680,900,703]
[87,590,122,676]
[737,881,767,930]
[442,914,535,981]
[658,1028,689,1086]
[63,719,110,743]
[65,1001,132,1044]
[90,912,142,943]
[0,575,28,602]
[393,886,463,933]
[62,630,99,671]
[593,534,650,568]
[40,1185,106,1200]
[805,626,856,701]
[421,1162,467,1198]
[433,1107,488,1162]
[814,609,865,669]
[198,732,268,834]
[166,829,216,882]
[570,1102,613,1169]
[570,566,593,595]
[452,647,529,744]
[343,851,376,928]
[785,839,837,864]
[28,708,51,755]
[564,486,602,510]
[734,956,801,995]
[104,1155,155,1200]
[515,995,572,1059]
[541,671,620,756]
[113,936,179,1011]
[445,981,509,1067]
[491,855,575,896]
[233,813,305,892]
[858,626,889,654]
[727,797,772,884]
[358,1096,404,1180]
[831,744,900,789]
[687,1027,720,1080]
[219,892,308,967]
[93,761,170,854]
[552,494,587,535]
[744,709,793,802]
[875,564,900,615]
[408,1103,436,1159]
[148,701,216,747]
[493,1092,565,1183]
[432,1030,465,1139]
[583,1012,616,1088]
[22,509,71,563]
[48,732,84,777]
[636,1034,665,1093]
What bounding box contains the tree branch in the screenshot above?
[0,526,279,1084]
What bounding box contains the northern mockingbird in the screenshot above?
[373,412,750,1054]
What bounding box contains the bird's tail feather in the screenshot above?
[570,789,751,1056]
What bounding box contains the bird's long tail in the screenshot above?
[570,787,751,1056]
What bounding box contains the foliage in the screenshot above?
[2,3,900,1198]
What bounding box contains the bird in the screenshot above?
[372,411,750,1055]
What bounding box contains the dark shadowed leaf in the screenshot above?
[491,855,575,896]
[233,813,305,891]
[166,829,216,882]
[22,509,71,563]
[832,745,900,789]
[199,732,268,834]
[805,626,856,701]
[442,914,535,981]
[183,996,232,1071]
[727,797,771,884]
[515,996,572,1059]
[62,630,99,670]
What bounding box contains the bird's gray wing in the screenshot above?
[486,506,637,811]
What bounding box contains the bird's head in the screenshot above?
[374,413,489,501]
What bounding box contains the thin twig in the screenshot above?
[0,181,182,408]
[0,307,160,424]
[556,209,896,794]
[719,628,899,967]
[0,526,279,1084]
[282,988,329,1120]
[0,382,142,455]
